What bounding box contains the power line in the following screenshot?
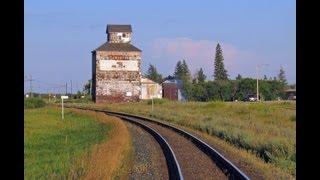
[33,79,66,87]
[24,78,85,94]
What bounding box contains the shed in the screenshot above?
[162,79,186,101]
[140,77,162,99]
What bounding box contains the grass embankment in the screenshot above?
[82,109,132,179]
[68,100,296,178]
[24,106,132,179]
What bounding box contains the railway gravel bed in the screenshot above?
[125,121,169,179]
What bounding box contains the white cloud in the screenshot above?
[148,37,258,78]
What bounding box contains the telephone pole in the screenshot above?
[25,74,35,97]
[256,64,269,101]
[65,82,68,95]
[89,79,92,96]
[256,66,259,101]
[70,80,73,95]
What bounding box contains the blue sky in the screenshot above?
[25,0,295,93]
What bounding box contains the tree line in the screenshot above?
[145,43,293,101]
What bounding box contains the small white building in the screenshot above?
[140,77,162,99]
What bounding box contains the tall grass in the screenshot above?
[24,107,111,179]
[24,98,46,109]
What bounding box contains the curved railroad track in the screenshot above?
[71,106,250,180]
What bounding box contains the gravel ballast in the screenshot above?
[125,121,169,179]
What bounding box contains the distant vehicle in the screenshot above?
[288,94,296,100]
[285,89,296,101]
[243,94,258,102]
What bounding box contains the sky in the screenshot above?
[24,0,296,93]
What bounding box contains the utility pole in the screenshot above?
[256,64,269,101]
[62,98,64,119]
[30,75,33,97]
[256,66,259,101]
[89,79,92,96]
[25,74,35,97]
[47,88,50,103]
[65,82,68,95]
[70,80,73,95]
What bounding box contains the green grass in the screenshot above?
[24,98,46,109]
[69,100,296,176]
[24,107,111,179]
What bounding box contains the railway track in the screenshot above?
[72,107,250,180]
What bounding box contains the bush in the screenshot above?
[147,98,169,105]
[24,98,46,109]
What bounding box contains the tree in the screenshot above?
[264,75,268,80]
[173,59,192,82]
[288,84,296,89]
[216,80,233,101]
[236,78,256,100]
[145,64,163,83]
[73,90,82,99]
[83,79,91,95]
[206,81,221,101]
[192,83,207,101]
[278,66,287,85]
[174,60,192,100]
[163,75,175,81]
[181,59,192,82]
[231,80,239,101]
[236,74,242,80]
[174,60,183,79]
[214,43,228,80]
[197,68,206,83]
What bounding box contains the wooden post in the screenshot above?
[61,98,64,119]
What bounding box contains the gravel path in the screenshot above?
[125,121,169,180]
[131,118,227,180]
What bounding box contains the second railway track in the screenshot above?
[72,107,250,180]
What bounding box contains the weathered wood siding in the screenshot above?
[93,51,141,103]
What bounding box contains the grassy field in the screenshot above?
[68,100,296,177]
[24,106,132,179]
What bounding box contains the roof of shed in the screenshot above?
[141,77,159,84]
[162,79,183,84]
[106,24,132,33]
[93,42,141,52]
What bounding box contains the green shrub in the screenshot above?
[24,98,46,109]
[147,98,169,105]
